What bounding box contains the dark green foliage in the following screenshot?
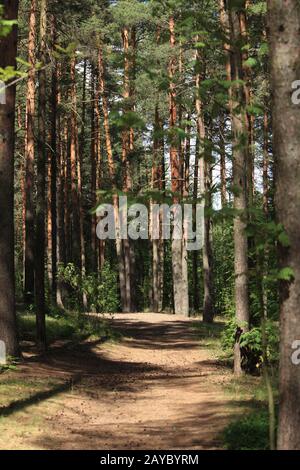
[57,262,120,313]
[223,407,275,450]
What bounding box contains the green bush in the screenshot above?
[221,319,279,368]
[57,262,120,313]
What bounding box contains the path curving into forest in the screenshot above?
[0,313,236,450]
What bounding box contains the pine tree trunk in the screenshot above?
[219,114,227,208]
[98,44,127,312]
[195,43,214,322]
[56,61,66,308]
[192,138,200,312]
[203,127,214,323]
[263,110,269,216]
[35,0,47,351]
[151,104,164,312]
[50,15,57,302]
[95,54,105,272]
[169,16,189,316]
[24,0,36,304]
[228,1,250,375]
[70,54,81,271]
[0,0,19,357]
[268,0,300,450]
[90,67,97,271]
[121,26,136,312]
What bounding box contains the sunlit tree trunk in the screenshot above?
[35,0,47,351]
[70,53,81,271]
[219,114,227,208]
[98,44,127,311]
[228,0,250,375]
[121,26,136,312]
[56,60,66,308]
[0,0,19,357]
[195,43,214,322]
[268,0,300,450]
[90,66,97,271]
[169,16,189,316]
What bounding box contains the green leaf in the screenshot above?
[243,57,257,68]
[278,231,290,247]
[277,267,295,281]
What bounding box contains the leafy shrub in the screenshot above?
[221,318,279,370]
[57,262,120,313]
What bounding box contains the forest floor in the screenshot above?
[0,312,249,450]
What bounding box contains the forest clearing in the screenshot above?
[1,0,300,454]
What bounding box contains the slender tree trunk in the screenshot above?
[50,15,57,302]
[263,110,269,216]
[77,121,88,310]
[268,0,300,450]
[35,0,47,351]
[47,136,52,288]
[24,0,36,304]
[90,67,97,271]
[219,114,227,208]
[121,26,136,312]
[203,126,214,323]
[95,55,105,272]
[151,104,164,312]
[64,119,71,264]
[70,54,81,270]
[98,44,127,311]
[228,1,250,375]
[56,61,66,308]
[195,43,214,322]
[192,138,200,312]
[0,0,19,357]
[169,16,189,316]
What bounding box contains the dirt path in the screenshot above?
[0,313,236,450]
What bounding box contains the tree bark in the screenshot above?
[0,0,19,357]
[35,0,47,351]
[169,16,189,316]
[24,0,36,304]
[263,110,269,217]
[49,15,57,302]
[268,0,300,450]
[151,104,164,312]
[56,60,66,308]
[195,43,214,322]
[228,0,250,375]
[70,54,81,270]
[203,126,214,323]
[98,44,127,312]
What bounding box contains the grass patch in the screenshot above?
[192,317,229,360]
[222,374,278,450]
[223,406,271,450]
[0,376,64,408]
[18,311,120,345]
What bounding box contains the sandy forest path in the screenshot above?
[0,313,237,450]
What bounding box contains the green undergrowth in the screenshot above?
[18,310,121,345]
[222,374,279,450]
[193,317,279,450]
